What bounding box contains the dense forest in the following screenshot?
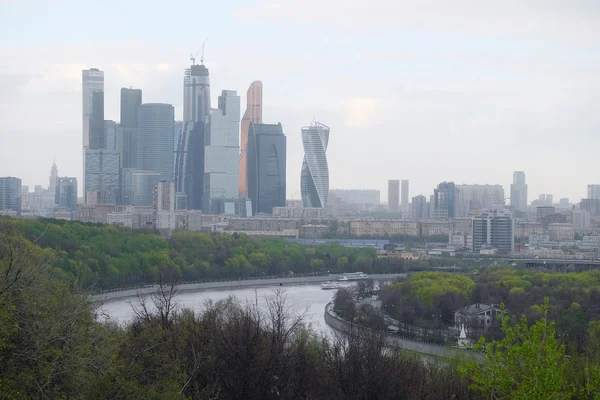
[0,231,478,399]
[380,269,600,357]
[0,217,387,289]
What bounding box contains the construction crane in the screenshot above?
[190,39,208,66]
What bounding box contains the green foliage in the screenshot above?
[462,298,573,400]
[0,217,397,289]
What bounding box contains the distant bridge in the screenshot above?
[509,258,600,269]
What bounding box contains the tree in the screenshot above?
[334,288,356,320]
[462,298,573,400]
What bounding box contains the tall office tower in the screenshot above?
[239,81,263,197]
[21,185,29,197]
[434,182,457,218]
[49,160,58,193]
[412,195,427,220]
[387,180,400,212]
[82,68,104,195]
[84,149,120,204]
[204,90,241,210]
[137,103,175,179]
[246,122,286,214]
[510,171,528,213]
[82,68,104,150]
[471,208,514,253]
[301,122,330,208]
[0,177,22,215]
[154,181,176,212]
[456,184,505,216]
[55,177,78,216]
[401,180,409,214]
[119,88,142,169]
[175,61,211,210]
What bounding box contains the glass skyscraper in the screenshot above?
[239,81,263,197]
[138,103,174,179]
[301,122,330,208]
[175,62,211,210]
[82,68,104,150]
[204,90,241,209]
[246,122,286,214]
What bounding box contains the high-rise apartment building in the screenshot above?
[401,180,409,214]
[84,149,120,204]
[588,185,600,200]
[434,182,457,218]
[301,122,330,208]
[471,208,514,253]
[0,177,22,215]
[138,103,175,179]
[246,122,286,214]
[204,90,241,210]
[387,180,400,213]
[154,181,176,212]
[239,81,263,197]
[412,195,427,220]
[510,171,528,213]
[175,61,211,210]
[55,177,78,217]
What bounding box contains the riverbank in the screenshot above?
[90,273,407,302]
[324,302,482,362]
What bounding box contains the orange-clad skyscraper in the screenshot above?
[239,81,263,197]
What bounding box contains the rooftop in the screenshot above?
[456,303,501,315]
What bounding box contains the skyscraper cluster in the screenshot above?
[80,57,291,218]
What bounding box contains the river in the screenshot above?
[98,282,358,336]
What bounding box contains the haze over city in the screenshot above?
[1,1,600,201]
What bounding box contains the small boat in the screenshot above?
[321,281,341,290]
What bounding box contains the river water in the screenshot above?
[98,282,357,336]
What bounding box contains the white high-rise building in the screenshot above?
[204,90,241,209]
[154,181,176,212]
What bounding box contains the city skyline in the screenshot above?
[2,2,600,201]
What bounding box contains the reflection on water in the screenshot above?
[98,282,356,336]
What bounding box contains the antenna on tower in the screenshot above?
[200,39,208,65]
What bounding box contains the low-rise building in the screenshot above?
[454,303,502,334]
[348,219,419,237]
[421,220,453,236]
[300,224,329,239]
[272,207,326,219]
[514,222,544,238]
[227,217,299,232]
[548,223,575,241]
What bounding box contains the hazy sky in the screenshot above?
[1,1,599,203]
